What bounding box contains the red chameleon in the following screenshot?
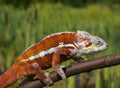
[0,30,107,88]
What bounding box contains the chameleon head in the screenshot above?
[83,36,108,54]
[72,31,108,57]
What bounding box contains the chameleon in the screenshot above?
[0,30,107,88]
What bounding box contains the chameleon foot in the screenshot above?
[43,76,53,86]
[32,63,53,86]
[43,72,53,86]
[56,66,66,79]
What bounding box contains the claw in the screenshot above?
[43,72,53,86]
[56,66,66,79]
[45,72,49,77]
[43,77,53,86]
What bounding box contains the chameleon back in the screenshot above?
[18,32,77,69]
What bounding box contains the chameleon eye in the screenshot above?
[96,41,101,46]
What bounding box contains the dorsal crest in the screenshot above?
[41,31,75,42]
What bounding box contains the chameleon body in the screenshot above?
[0,31,107,88]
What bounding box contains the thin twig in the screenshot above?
[18,53,120,88]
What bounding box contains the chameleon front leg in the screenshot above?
[32,63,53,85]
[52,47,71,79]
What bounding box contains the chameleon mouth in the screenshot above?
[85,45,98,51]
[85,43,107,53]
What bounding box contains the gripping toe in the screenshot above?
[56,66,66,79]
[43,77,53,86]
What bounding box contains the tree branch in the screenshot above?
[18,53,120,88]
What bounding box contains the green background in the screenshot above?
[0,0,120,88]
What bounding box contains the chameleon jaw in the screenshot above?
[84,43,107,54]
[85,45,98,51]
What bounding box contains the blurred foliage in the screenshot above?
[0,0,120,8]
[0,2,120,88]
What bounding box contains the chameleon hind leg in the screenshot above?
[32,62,53,86]
[52,47,71,79]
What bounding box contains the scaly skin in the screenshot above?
[0,31,107,88]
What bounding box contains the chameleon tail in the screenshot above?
[0,65,18,88]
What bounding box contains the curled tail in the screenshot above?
[0,65,18,88]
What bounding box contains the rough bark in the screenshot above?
[18,53,120,88]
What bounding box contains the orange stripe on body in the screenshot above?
[18,32,77,68]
